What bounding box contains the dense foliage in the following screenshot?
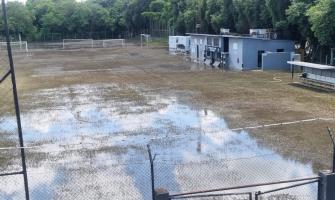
[0,0,334,60]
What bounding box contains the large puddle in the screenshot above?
[0,84,317,199]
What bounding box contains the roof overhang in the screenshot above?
[186,33,293,42]
[288,61,335,70]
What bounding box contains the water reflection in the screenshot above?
[0,84,317,199]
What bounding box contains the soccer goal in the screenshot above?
[140,34,151,48]
[102,39,125,48]
[0,41,29,52]
[63,39,94,49]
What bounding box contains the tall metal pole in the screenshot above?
[141,34,143,48]
[1,1,30,199]
[327,127,335,173]
[147,145,155,200]
[331,48,334,66]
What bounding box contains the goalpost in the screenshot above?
[102,39,125,48]
[0,41,29,52]
[140,34,151,48]
[63,39,94,49]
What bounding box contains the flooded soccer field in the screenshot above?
[0,44,335,199]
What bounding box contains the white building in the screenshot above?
[169,36,191,54]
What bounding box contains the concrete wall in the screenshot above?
[242,39,295,70]
[229,38,244,70]
[169,36,191,52]
[262,52,293,71]
[190,36,207,61]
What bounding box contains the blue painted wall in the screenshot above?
[188,34,295,71]
[242,39,295,70]
[262,52,293,71]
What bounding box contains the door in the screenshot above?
[223,37,229,52]
[258,50,265,69]
[197,45,199,59]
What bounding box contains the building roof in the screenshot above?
[186,33,292,41]
[169,36,190,38]
[288,61,335,70]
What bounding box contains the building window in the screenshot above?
[277,49,284,52]
[176,38,179,43]
[194,38,197,44]
[200,39,203,45]
[207,37,212,46]
[213,38,219,47]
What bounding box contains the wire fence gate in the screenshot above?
[0,0,30,199]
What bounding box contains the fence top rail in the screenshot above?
[169,176,320,198]
[170,192,252,199]
[256,179,319,195]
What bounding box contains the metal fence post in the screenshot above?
[318,171,335,200]
[318,177,322,200]
[154,188,169,200]
[326,127,335,173]
[255,191,260,200]
[1,0,30,199]
[248,192,252,200]
[147,145,155,200]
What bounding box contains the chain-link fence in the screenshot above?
[170,193,252,200]
[153,155,319,199]
[255,180,319,200]
[0,164,152,199]
[0,3,329,199]
[0,146,153,200]
[0,147,321,200]
[0,23,30,200]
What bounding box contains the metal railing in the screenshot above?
[168,176,320,200]
[170,192,252,200]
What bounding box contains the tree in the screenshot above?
[307,0,335,47]
[0,2,36,40]
[0,0,331,63]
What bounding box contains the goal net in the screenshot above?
[102,39,125,48]
[0,41,29,52]
[63,39,94,49]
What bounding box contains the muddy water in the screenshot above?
[0,84,317,199]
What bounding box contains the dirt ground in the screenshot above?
[11,45,335,168]
[0,43,335,198]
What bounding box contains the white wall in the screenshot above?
[190,36,207,61]
[229,38,243,70]
[169,36,191,52]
